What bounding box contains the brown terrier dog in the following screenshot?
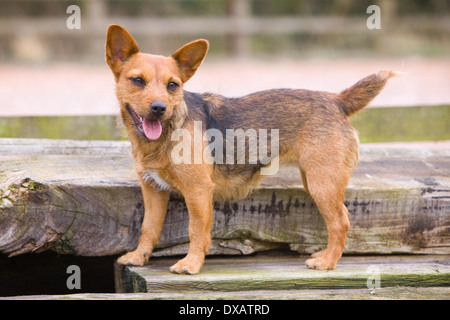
[106,24,398,274]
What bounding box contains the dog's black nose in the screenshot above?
[150,102,166,117]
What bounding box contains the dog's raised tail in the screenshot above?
[338,70,401,117]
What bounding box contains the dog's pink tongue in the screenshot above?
[143,118,162,140]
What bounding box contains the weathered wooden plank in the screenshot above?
[2,286,449,300]
[115,255,450,294]
[0,139,138,257]
[1,139,449,257]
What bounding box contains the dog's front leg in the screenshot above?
[170,188,213,275]
[117,178,169,266]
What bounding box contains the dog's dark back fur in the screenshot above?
[182,70,396,190]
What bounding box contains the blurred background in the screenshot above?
[0,0,449,130]
[2,0,450,61]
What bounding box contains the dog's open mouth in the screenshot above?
[126,105,162,140]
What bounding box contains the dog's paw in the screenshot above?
[311,249,327,258]
[169,255,204,275]
[305,256,337,270]
[117,250,149,266]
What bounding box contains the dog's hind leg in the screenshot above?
[300,161,352,270]
[306,174,350,269]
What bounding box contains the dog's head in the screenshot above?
[106,25,208,141]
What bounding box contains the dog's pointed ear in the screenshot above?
[172,39,209,83]
[106,25,139,81]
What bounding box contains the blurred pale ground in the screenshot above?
[0,57,449,117]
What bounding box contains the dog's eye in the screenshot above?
[167,81,179,92]
[130,77,146,87]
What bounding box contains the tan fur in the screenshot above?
[106,24,398,274]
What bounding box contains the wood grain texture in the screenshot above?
[3,286,449,300]
[1,139,449,257]
[114,254,450,294]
